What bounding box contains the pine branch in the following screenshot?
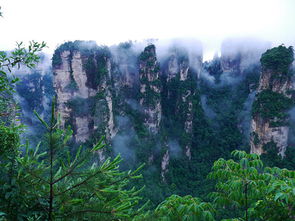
[51,163,79,185]
[52,148,92,185]
[24,168,50,184]
[56,169,103,196]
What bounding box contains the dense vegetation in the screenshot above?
[52,41,100,68]
[260,45,294,74]
[252,89,293,122]
[250,44,295,164]
[0,43,146,220]
[1,41,295,220]
[252,45,294,125]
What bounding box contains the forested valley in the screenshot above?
[0,37,294,221]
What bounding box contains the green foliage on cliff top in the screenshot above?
[260,45,294,74]
[52,41,109,67]
[52,41,81,67]
[252,89,293,121]
[144,44,155,52]
[52,41,111,90]
[139,44,156,61]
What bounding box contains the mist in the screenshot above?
[200,95,216,120]
[112,116,136,163]
[1,0,294,63]
[238,91,256,141]
[199,38,271,87]
[167,140,182,158]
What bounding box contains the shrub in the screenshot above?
[260,45,293,74]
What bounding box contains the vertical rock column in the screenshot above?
[250,45,294,157]
[53,43,116,143]
[139,45,162,134]
[53,50,74,127]
[53,50,95,142]
[178,60,194,159]
[164,50,201,160]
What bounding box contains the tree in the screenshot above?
[252,167,295,220]
[15,98,145,220]
[135,194,215,221]
[154,195,215,221]
[0,41,46,220]
[260,45,294,74]
[0,41,46,122]
[208,150,295,221]
[0,40,146,220]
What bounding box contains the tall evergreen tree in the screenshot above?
[0,41,146,220]
[16,98,146,220]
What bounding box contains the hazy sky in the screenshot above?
[0,0,294,59]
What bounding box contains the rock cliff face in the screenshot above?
[52,41,206,183]
[54,50,95,142]
[54,51,93,142]
[250,45,294,156]
[161,150,169,181]
[52,42,116,142]
[139,45,162,134]
[179,61,195,160]
[52,41,204,143]
[15,40,295,205]
[168,58,194,159]
[50,41,294,182]
[162,48,202,161]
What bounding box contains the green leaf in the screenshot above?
[34,110,49,129]
[274,192,284,201]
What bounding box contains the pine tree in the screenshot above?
[16,98,145,220]
[0,41,146,220]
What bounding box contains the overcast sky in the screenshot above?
[0,0,294,60]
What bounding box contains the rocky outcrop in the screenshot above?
[53,50,95,142]
[250,45,294,157]
[257,69,292,95]
[74,116,90,142]
[50,41,204,185]
[163,49,201,160]
[167,55,178,81]
[139,45,162,134]
[105,82,116,139]
[180,61,190,81]
[53,43,116,142]
[184,100,193,160]
[16,40,295,200]
[161,150,169,181]
[53,50,75,127]
[250,119,289,156]
[179,61,194,160]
